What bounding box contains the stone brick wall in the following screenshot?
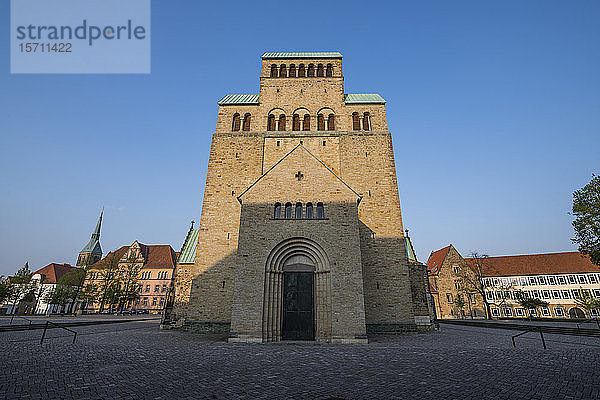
[228,145,367,343]
[170,53,431,337]
[409,261,435,329]
[429,246,486,319]
[339,132,414,329]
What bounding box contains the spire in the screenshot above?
[91,208,103,241]
[78,209,103,266]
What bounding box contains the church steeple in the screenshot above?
[91,209,103,241]
[77,209,103,267]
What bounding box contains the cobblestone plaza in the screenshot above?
[1,319,598,399]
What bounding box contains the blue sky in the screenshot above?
[1,1,599,276]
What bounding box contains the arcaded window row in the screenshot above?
[232,112,372,132]
[268,113,336,131]
[274,202,324,219]
[270,63,333,78]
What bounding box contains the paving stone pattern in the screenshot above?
[1,321,599,400]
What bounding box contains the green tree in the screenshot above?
[79,283,99,313]
[572,174,600,266]
[59,268,86,313]
[43,269,86,314]
[0,277,13,303]
[574,288,600,317]
[6,263,34,315]
[44,285,74,313]
[516,291,549,318]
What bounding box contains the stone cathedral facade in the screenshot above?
[167,52,433,343]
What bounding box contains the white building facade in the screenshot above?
[472,252,600,319]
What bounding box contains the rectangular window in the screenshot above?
[491,308,501,317]
[589,274,598,284]
[145,285,150,293]
[486,291,494,301]
[551,290,561,299]
[541,308,550,317]
[542,290,550,299]
[152,297,157,306]
[513,291,521,300]
[519,277,527,286]
[515,308,525,317]
[453,265,460,274]
[142,297,148,306]
[502,307,513,317]
[554,307,564,317]
[557,276,566,285]
[572,289,581,299]
[591,309,599,317]
[446,293,453,303]
[547,276,557,285]
[532,290,540,298]
[537,276,547,285]
[154,285,159,292]
[161,284,167,293]
[159,298,164,307]
[593,289,600,298]
[529,309,538,317]
[568,275,577,284]
[528,277,537,285]
[562,290,571,299]
[578,275,587,284]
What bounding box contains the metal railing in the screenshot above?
[577,317,600,330]
[512,328,547,349]
[40,321,78,345]
[9,315,33,327]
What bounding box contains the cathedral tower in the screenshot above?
[76,210,103,267]
[169,52,432,342]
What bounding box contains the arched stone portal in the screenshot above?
[263,237,332,342]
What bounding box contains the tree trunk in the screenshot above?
[484,301,492,320]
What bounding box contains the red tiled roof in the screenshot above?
[141,244,177,269]
[91,243,177,270]
[465,252,599,277]
[32,263,80,284]
[426,245,451,274]
[90,246,129,269]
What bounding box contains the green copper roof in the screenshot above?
[218,94,260,105]
[344,94,386,104]
[261,52,342,59]
[80,210,102,255]
[178,228,199,264]
[405,236,417,263]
